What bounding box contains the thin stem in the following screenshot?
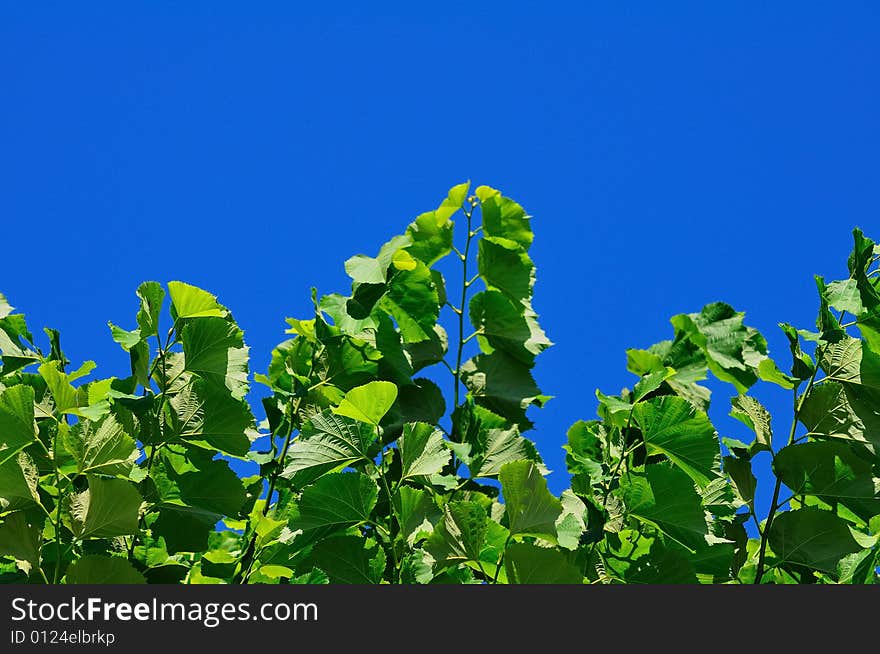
[51,425,66,584]
[492,535,513,584]
[452,204,476,426]
[754,365,818,584]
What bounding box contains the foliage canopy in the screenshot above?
[1,184,878,584]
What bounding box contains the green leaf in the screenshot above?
[481,194,533,251]
[633,395,720,488]
[425,501,487,566]
[181,316,250,400]
[0,385,37,465]
[69,476,142,539]
[39,360,89,414]
[620,464,708,551]
[503,542,581,584]
[281,411,376,488]
[151,507,216,554]
[670,302,768,393]
[0,511,41,574]
[723,455,756,510]
[469,290,551,365]
[377,262,440,343]
[477,236,535,305]
[168,281,227,319]
[0,452,40,511]
[397,422,450,481]
[601,530,699,584]
[798,381,876,446]
[461,351,549,430]
[292,472,378,533]
[825,278,864,317]
[136,281,165,339]
[730,394,773,453]
[332,380,398,426]
[108,323,142,350]
[306,535,385,584]
[169,380,253,457]
[61,413,139,477]
[556,490,588,550]
[470,426,543,479]
[773,441,880,521]
[563,420,605,478]
[768,507,864,575]
[394,485,439,546]
[0,292,12,320]
[500,460,562,541]
[65,555,146,584]
[404,183,466,265]
[171,458,247,517]
[345,234,412,285]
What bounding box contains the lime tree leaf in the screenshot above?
[108,323,142,350]
[469,290,551,365]
[69,476,142,539]
[65,555,146,584]
[151,508,216,554]
[563,420,605,478]
[172,459,247,517]
[556,490,588,550]
[0,385,37,464]
[38,361,81,414]
[345,235,412,285]
[837,548,879,584]
[306,535,385,584]
[723,456,756,510]
[481,193,533,251]
[291,472,378,533]
[633,395,720,488]
[0,511,41,573]
[461,351,549,429]
[169,380,253,457]
[773,441,880,521]
[477,236,534,305]
[168,281,227,319]
[601,530,698,584]
[499,460,562,542]
[394,486,439,546]
[798,381,876,446]
[61,413,139,477]
[470,426,543,479]
[825,279,864,317]
[820,336,880,388]
[135,281,165,338]
[332,380,398,426]
[0,292,12,319]
[181,317,250,400]
[0,452,40,511]
[377,262,440,343]
[404,182,468,265]
[397,422,450,481]
[768,507,864,575]
[504,542,581,584]
[281,411,375,488]
[670,302,768,393]
[730,394,773,453]
[620,464,708,551]
[0,312,41,374]
[425,501,487,566]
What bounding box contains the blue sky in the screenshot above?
[2,3,878,521]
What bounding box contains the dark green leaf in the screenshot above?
[500,460,561,542]
[768,507,864,575]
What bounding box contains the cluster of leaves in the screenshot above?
[0,183,877,584]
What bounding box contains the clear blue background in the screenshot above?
[2,3,878,523]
